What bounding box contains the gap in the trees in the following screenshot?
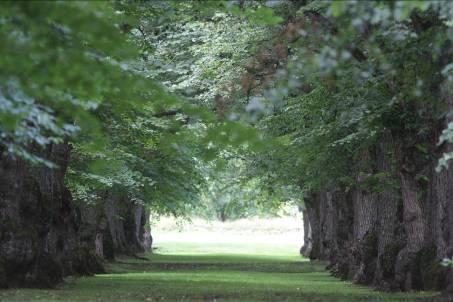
[151,210,304,257]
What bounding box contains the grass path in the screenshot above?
[0,241,435,301]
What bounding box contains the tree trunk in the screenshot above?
[142,209,153,252]
[373,131,402,291]
[100,192,152,258]
[318,190,339,261]
[303,192,321,260]
[0,143,103,288]
[349,149,378,284]
[394,169,425,290]
[300,207,313,257]
[329,189,353,280]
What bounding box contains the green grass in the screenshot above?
[0,241,436,301]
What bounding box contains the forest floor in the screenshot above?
[0,217,438,301]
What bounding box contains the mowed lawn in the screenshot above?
[0,240,436,302]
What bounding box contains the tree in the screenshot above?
[242,0,453,291]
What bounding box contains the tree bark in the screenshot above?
[394,169,425,290]
[373,131,402,291]
[0,143,103,288]
[349,149,378,284]
[100,192,152,258]
[300,206,313,257]
[303,192,321,260]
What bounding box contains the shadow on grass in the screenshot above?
[109,253,325,274]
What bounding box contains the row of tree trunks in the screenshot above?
[302,128,453,292]
[78,192,153,261]
[0,143,103,288]
[101,192,152,258]
[0,144,152,288]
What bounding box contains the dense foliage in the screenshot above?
[2,0,451,219]
[243,0,453,195]
[0,0,290,222]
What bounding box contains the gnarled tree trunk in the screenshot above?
[0,143,103,288]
